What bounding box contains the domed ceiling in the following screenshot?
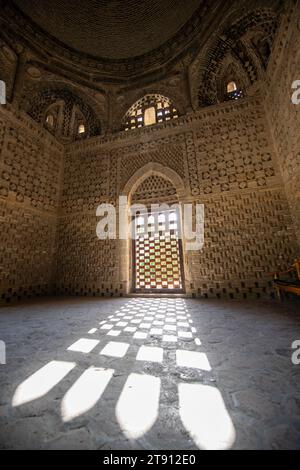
[13,0,202,60]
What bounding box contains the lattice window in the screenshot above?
[124,94,178,131]
[133,209,184,292]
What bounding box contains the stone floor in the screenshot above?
[0,296,300,450]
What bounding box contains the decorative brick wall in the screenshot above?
[55,96,298,299]
[265,3,300,247]
[0,2,299,303]
[1,96,298,303]
[55,214,119,297]
[55,145,119,297]
[187,188,296,299]
[131,175,177,204]
[0,105,64,304]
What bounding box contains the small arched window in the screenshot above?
[46,114,55,127]
[78,123,85,134]
[124,94,178,131]
[227,81,237,93]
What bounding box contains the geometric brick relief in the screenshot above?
[194,105,276,195]
[107,152,118,201]
[195,7,281,107]
[0,117,6,151]
[131,174,177,204]
[0,1,298,306]
[187,188,298,299]
[3,0,209,80]
[56,214,119,296]
[185,132,200,196]
[0,200,56,304]
[268,88,299,181]
[1,125,62,211]
[197,145,275,195]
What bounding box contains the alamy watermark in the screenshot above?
[0,80,6,105]
[96,196,204,251]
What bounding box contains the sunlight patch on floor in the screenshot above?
[136,345,163,363]
[67,338,100,353]
[100,341,130,358]
[176,350,211,371]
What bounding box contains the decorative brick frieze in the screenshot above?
[0,105,64,304]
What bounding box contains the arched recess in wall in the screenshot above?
[119,162,191,294]
[22,83,102,142]
[190,7,281,108]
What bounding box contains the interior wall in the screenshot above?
[0,105,64,304]
[123,171,182,295]
[1,87,298,303]
[265,2,300,247]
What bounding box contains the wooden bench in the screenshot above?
[269,259,300,300]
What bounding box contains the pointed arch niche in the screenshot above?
[119,162,191,294]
